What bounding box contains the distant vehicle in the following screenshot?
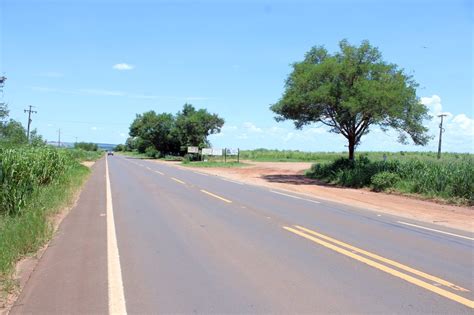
[107,151,114,156]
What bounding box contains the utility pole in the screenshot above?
[24,105,37,142]
[58,129,61,147]
[437,114,447,159]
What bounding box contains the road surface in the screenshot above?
[11,156,474,314]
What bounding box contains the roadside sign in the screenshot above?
[187,146,199,153]
[202,148,212,155]
[211,148,223,156]
[225,148,239,155]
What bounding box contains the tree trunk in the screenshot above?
[348,136,355,161]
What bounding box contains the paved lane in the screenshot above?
[12,156,473,314]
[109,156,473,313]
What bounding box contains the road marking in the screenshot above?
[397,221,474,241]
[193,171,209,177]
[154,170,165,175]
[293,225,469,292]
[171,177,186,185]
[284,225,473,309]
[220,177,244,185]
[200,189,232,203]
[270,190,320,204]
[105,157,127,315]
[146,167,152,170]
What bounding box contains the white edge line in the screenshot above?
[193,171,209,177]
[106,157,127,314]
[270,190,320,204]
[397,221,474,241]
[220,177,245,185]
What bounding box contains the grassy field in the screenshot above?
[240,149,472,163]
[0,147,100,295]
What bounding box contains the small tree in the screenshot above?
[271,40,431,160]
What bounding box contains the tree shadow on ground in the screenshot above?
[261,174,333,187]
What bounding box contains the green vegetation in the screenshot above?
[240,149,471,163]
[125,103,224,157]
[74,142,99,151]
[306,155,473,205]
[0,146,97,293]
[271,39,430,160]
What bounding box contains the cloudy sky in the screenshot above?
[1,0,472,152]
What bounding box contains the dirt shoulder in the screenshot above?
[158,160,473,232]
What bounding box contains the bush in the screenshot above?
[144,146,161,159]
[74,142,98,151]
[306,156,474,204]
[371,172,400,192]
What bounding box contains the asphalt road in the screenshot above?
[11,156,474,314]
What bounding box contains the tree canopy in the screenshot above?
[128,104,224,156]
[271,39,431,160]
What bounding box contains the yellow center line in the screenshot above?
[293,225,469,292]
[171,177,186,184]
[200,189,232,203]
[284,226,473,309]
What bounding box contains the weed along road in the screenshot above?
[11,156,473,314]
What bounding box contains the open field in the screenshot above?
[0,147,101,298]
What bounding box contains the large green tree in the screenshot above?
[271,40,431,160]
[0,119,28,145]
[128,104,224,155]
[175,104,224,149]
[129,111,180,154]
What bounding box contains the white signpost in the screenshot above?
[187,146,199,154]
[225,148,239,155]
[211,148,223,156]
[202,148,212,155]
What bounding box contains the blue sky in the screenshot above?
[1,0,472,152]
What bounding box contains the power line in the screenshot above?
[24,105,37,142]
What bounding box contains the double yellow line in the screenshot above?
[284,225,473,309]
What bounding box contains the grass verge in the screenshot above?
[0,163,90,297]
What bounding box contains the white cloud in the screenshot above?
[243,122,263,133]
[421,95,443,114]
[91,126,98,131]
[119,132,127,138]
[79,89,125,96]
[113,63,134,70]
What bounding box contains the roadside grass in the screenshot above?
[306,155,474,206]
[181,161,248,168]
[0,147,93,297]
[65,148,103,161]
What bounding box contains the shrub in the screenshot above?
[74,142,98,151]
[306,155,474,204]
[144,146,161,159]
[371,172,400,192]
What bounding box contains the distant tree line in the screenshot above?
[118,104,224,157]
[74,142,99,151]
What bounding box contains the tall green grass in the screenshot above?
[306,156,474,205]
[0,146,93,294]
